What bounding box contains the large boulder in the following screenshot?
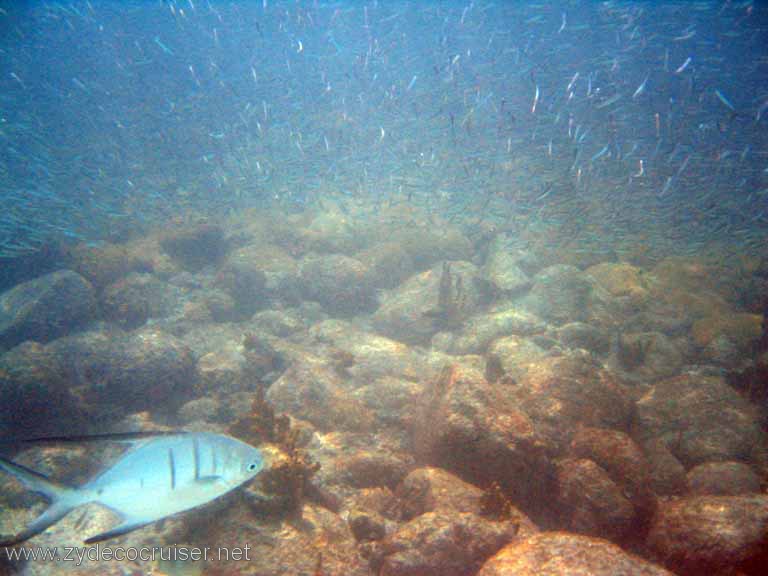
[356,241,416,291]
[483,234,532,296]
[101,273,184,329]
[647,495,768,574]
[394,467,538,536]
[299,253,376,315]
[433,307,545,355]
[379,510,521,576]
[0,342,82,438]
[215,243,295,315]
[635,372,764,468]
[412,362,554,520]
[373,261,485,345]
[46,326,198,417]
[687,461,762,496]
[613,331,683,383]
[413,355,633,525]
[159,223,228,271]
[0,270,98,349]
[555,458,636,541]
[478,532,675,576]
[557,427,655,542]
[267,356,375,432]
[519,265,600,326]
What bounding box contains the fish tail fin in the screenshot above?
[0,456,85,546]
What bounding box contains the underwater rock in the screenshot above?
[378,510,520,576]
[201,501,370,576]
[101,272,184,329]
[635,372,764,468]
[477,532,675,576]
[373,260,484,345]
[177,396,223,425]
[356,241,416,290]
[299,429,410,510]
[515,355,633,456]
[555,458,636,541]
[300,322,428,427]
[348,510,388,542]
[332,451,410,490]
[307,319,431,382]
[519,264,598,326]
[613,331,683,383]
[352,375,422,428]
[394,467,539,536]
[45,326,198,417]
[391,223,473,271]
[345,485,398,517]
[250,307,308,337]
[0,342,83,438]
[196,342,249,395]
[432,307,546,355]
[586,261,650,309]
[647,258,732,324]
[646,495,768,575]
[692,312,763,367]
[65,242,152,290]
[216,243,300,313]
[562,427,656,541]
[267,356,375,432]
[642,439,690,497]
[213,245,274,317]
[486,335,548,383]
[412,362,555,522]
[650,256,720,296]
[483,236,532,296]
[569,427,655,512]
[301,208,365,254]
[0,269,98,349]
[692,312,762,348]
[557,322,611,355]
[195,287,238,323]
[628,301,693,337]
[414,355,634,526]
[396,466,486,520]
[299,253,376,315]
[687,461,762,496]
[159,222,227,271]
[344,487,398,543]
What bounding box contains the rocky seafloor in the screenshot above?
[1,204,767,576]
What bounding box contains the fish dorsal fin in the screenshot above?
[9,430,187,446]
[83,519,152,544]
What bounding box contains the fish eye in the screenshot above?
[248,463,258,471]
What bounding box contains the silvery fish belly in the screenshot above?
[0,431,265,546]
[86,433,264,539]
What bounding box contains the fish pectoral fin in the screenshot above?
[83,519,151,545]
[196,475,223,484]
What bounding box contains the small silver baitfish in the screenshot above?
[0,431,264,545]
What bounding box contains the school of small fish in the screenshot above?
[0,1,766,260]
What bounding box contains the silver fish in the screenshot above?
[0,431,264,545]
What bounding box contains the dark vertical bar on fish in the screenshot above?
[168,448,176,491]
[193,437,201,481]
